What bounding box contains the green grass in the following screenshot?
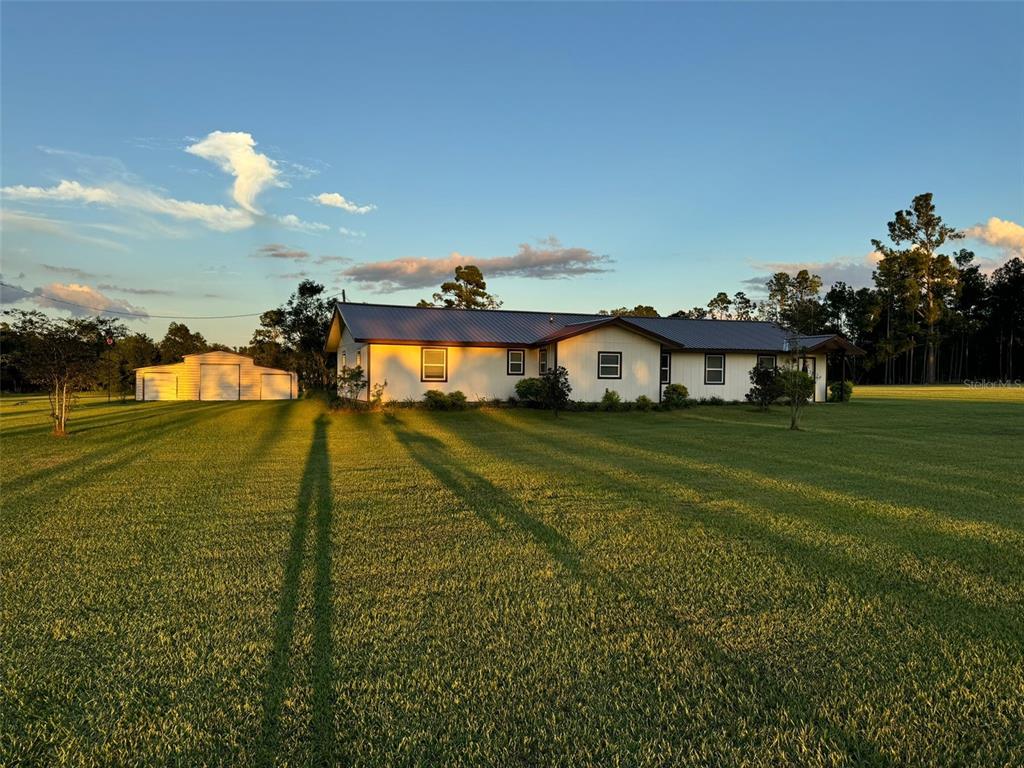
[1,391,1022,766]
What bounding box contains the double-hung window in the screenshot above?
[539,347,549,374]
[421,347,447,382]
[757,354,777,369]
[704,354,725,385]
[598,351,622,379]
[660,352,671,384]
[507,348,525,376]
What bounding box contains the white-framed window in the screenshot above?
[356,351,362,367]
[341,351,347,367]
[421,347,447,382]
[757,354,776,369]
[704,354,725,385]
[598,351,622,379]
[539,347,549,374]
[507,348,525,376]
[660,351,671,384]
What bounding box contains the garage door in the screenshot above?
[261,373,293,400]
[142,373,177,400]
[199,364,240,400]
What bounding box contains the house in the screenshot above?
[324,303,864,404]
[134,351,298,401]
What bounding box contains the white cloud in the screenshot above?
[311,192,376,214]
[965,217,1024,258]
[339,226,366,238]
[343,237,612,291]
[0,210,129,251]
[743,251,883,292]
[1,179,117,204]
[275,214,330,233]
[185,131,282,213]
[11,282,148,317]
[254,244,310,261]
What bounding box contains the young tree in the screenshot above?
[540,365,572,416]
[420,265,502,309]
[158,322,208,363]
[7,310,126,435]
[872,193,962,384]
[777,368,815,430]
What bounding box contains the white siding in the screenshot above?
[667,351,827,402]
[556,326,661,402]
[134,352,297,400]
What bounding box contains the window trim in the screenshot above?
[539,346,548,375]
[506,348,526,376]
[420,347,448,382]
[660,351,671,385]
[597,351,623,380]
[757,354,777,370]
[704,353,725,385]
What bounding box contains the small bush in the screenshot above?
[634,395,654,411]
[746,365,782,410]
[828,380,854,402]
[423,390,450,410]
[600,389,622,411]
[447,390,468,410]
[700,396,726,406]
[514,377,545,405]
[777,368,815,430]
[661,383,690,409]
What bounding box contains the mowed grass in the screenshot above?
[1,391,1022,766]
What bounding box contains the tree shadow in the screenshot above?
[256,413,335,766]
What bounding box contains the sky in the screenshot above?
[1,1,1022,346]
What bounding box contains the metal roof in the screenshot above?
[334,302,858,352]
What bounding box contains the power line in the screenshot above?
[0,281,341,320]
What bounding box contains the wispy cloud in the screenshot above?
[342,237,613,291]
[339,226,366,238]
[0,210,129,251]
[965,217,1024,259]
[41,263,109,280]
[254,243,309,261]
[311,192,376,214]
[315,255,352,265]
[1,179,116,204]
[275,213,330,233]
[185,131,283,214]
[96,283,174,296]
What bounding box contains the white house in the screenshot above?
[324,303,863,404]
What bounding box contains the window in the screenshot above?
[660,351,671,384]
[507,348,526,376]
[539,347,548,374]
[704,354,725,385]
[341,351,347,367]
[421,347,447,382]
[356,351,362,367]
[757,354,776,369]
[598,351,622,379]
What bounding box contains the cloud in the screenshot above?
[1,179,117,204]
[3,282,148,317]
[0,278,32,305]
[342,237,613,291]
[311,192,376,214]
[96,283,174,296]
[965,217,1024,259]
[742,251,883,292]
[314,255,352,265]
[254,243,310,261]
[338,227,366,238]
[41,263,109,280]
[185,131,282,213]
[275,213,330,233]
[278,271,309,280]
[0,210,128,251]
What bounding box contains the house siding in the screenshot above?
[134,351,297,400]
[557,326,661,402]
[667,351,827,402]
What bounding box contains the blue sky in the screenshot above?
[2,2,1022,345]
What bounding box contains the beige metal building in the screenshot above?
[134,351,297,401]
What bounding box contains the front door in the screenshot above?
[800,357,816,402]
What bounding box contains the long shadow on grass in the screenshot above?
[403,411,893,765]
[257,413,335,766]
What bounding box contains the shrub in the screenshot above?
[514,377,545,405]
[446,390,468,410]
[600,389,622,411]
[700,396,726,406]
[661,383,690,409]
[422,389,451,410]
[540,365,573,416]
[828,380,854,402]
[634,395,654,411]
[746,365,782,410]
[777,368,815,430]
[337,365,368,404]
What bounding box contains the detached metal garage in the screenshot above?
[135,351,298,401]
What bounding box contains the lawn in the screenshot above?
[1,390,1022,766]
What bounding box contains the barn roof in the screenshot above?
[330,302,864,354]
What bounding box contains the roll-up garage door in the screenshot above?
[142,373,177,400]
[199,364,240,400]
[260,373,293,400]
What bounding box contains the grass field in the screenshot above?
[1,389,1022,766]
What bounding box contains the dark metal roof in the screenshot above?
[334,302,860,353]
